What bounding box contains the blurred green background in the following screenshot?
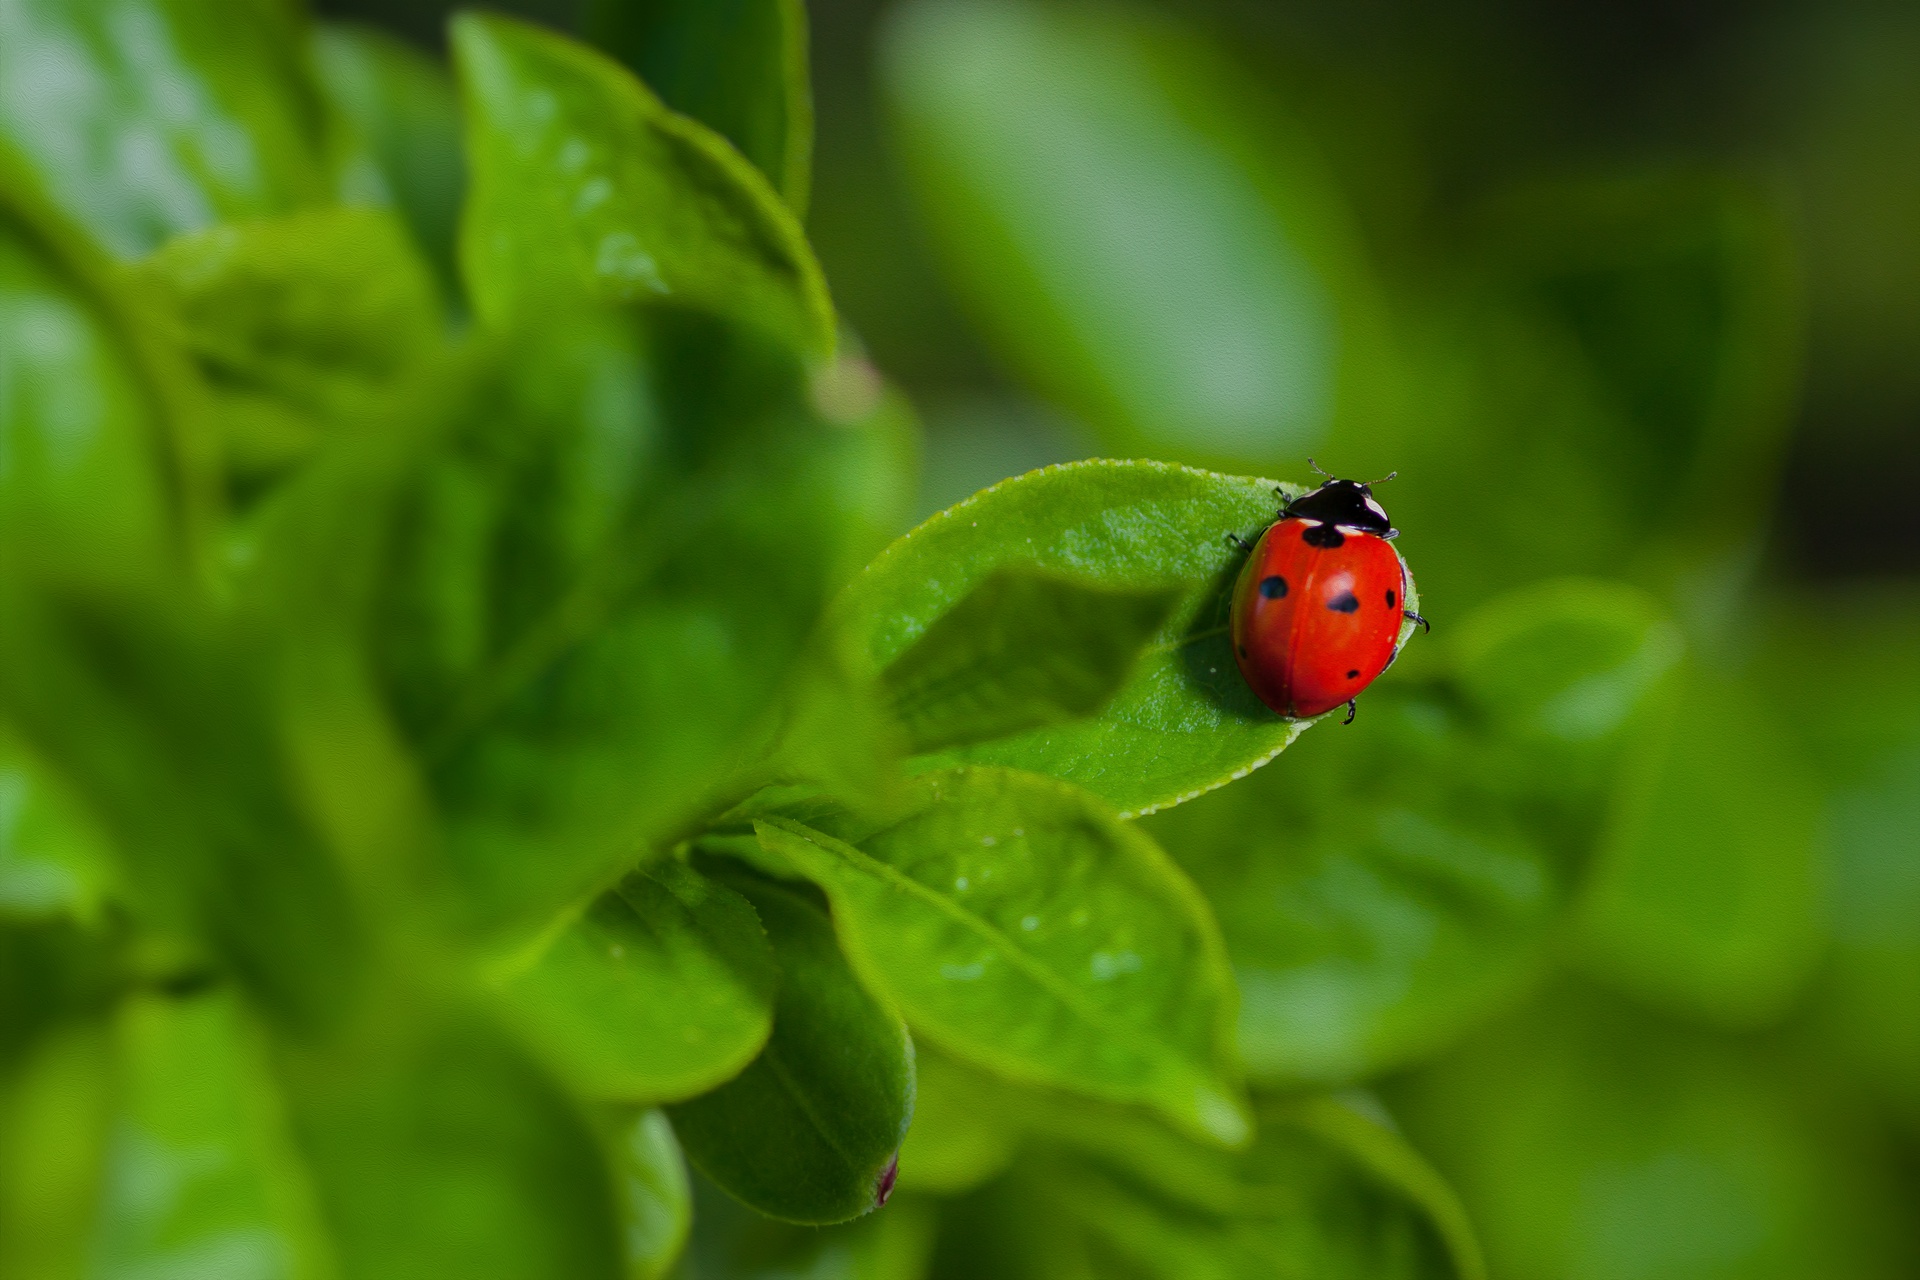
[9,0,1918,1274]
[299,0,1920,1275]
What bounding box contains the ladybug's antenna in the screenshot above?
[1364,470,1399,486]
[1306,457,1333,480]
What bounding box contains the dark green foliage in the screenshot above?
[584,0,813,212]
[669,869,915,1225]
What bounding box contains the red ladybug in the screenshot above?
[1229,467,1426,724]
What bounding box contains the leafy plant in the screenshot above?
[3,1,1911,1279]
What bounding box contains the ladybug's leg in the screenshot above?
[1406,611,1431,633]
[1343,699,1358,725]
[1224,532,1254,553]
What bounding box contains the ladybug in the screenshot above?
[1228,465,1427,724]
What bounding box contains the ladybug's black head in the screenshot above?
[1283,476,1397,538]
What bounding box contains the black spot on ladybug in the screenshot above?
[1259,575,1288,599]
[1386,589,1397,608]
[1328,591,1360,613]
[1347,669,1360,679]
[1238,644,1247,658]
[1302,523,1346,549]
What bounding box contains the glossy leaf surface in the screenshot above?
[755,767,1247,1145]
[0,0,329,260]
[585,0,813,212]
[881,568,1179,753]
[453,13,834,358]
[499,860,776,1104]
[842,460,1417,815]
[669,870,913,1225]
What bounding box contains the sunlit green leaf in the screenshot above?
[453,12,834,359]
[584,0,813,212]
[882,568,1179,753]
[669,869,913,1226]
[754,767,1247,1145]
[841,460,1420,815]
[498,861,775,1104]
[313,21,467,301]
[883,0,1398,468]
[0,0,330,260]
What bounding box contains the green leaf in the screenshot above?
[921,1075,1481,1280]
[583,0,813,213]
[679,1170,939,1280]
[92,990,331,1280]
[0,0,331,260]
[881,568,1180,753]
[0,723,117,923]
[893,1044,1019,1195]
[1393,982,1900,1280]
[753,766,1248,1145]
[133,206,443,495]
[882,0,1397,468]
[607,1108,691,1280]
[1144,579,1672,1084]
[0,191,185,583]
[669,869,913,1226]
[452,12,835,359]
[496,860,776,1104]
[0,582,363,1033]
[1018,1101,1477,1280]
[1575,661,1826,1026]
[354,305,866,932]
[841,460,1412,816]
[275,1006,624,1280]
[0,1018,114,1280]
[313,22,467,303]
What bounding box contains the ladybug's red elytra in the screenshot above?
[1228,468,1426,724]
